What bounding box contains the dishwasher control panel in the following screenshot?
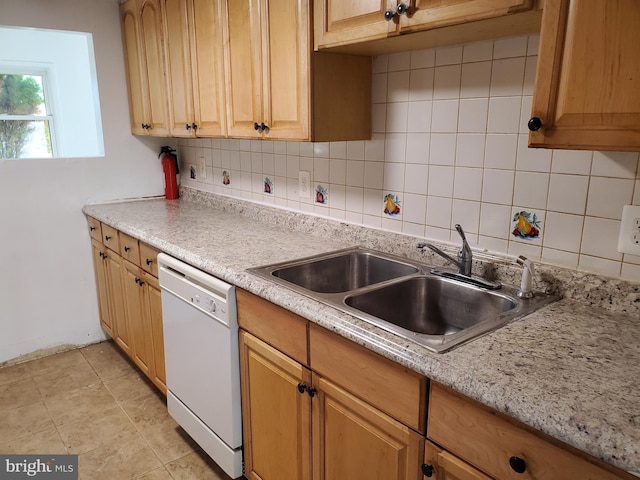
[158,253,236,328]
[192,292,217,314]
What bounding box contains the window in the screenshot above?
[0,26,104,159]
[0,72,56,158]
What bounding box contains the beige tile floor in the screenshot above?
[0,340,233,480]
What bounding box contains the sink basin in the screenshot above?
[345,276,517,336]
[257,248,419,293]
[248,247,559,353]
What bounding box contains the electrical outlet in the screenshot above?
[617,205,640,254]
[198,156,206,180]
[299,170,311,199]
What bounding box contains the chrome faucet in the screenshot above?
[417,224,501,290]
[419,224,472,275]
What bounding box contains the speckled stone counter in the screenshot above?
[83,191,640,476]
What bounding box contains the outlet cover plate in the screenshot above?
[198,157,206,180]
[299,170,311,199]
[617,205,640,254]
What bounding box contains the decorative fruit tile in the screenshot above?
[511,208,543,244]
[264,177,274,194]
[383,193,402,218]
[315,185,328,205]
[222,170,231,186]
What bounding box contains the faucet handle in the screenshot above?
[454,224,467,241]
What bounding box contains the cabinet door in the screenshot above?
[314,0,398,50]
[190,0,227,137]
[91,239,113,338]
[424,441,493,480]
[145,272,166,394]
[400,0,534,32]
[139,0,170,136]
[122,260,154,376]
[262,0,310,140]
[529,0,640,151]
[163,0,196,137]
[239,331,312,480]
[105,250,131,356]
[225,0,263,138]
[120,1,147,135]
[313,375,424,480]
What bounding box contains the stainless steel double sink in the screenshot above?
[248,247,559,353]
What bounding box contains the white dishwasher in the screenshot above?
[158,253,242,478]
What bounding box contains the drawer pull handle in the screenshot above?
[105,235,111,241]
[90,226,95,231]
[527,117,542,131]
[421,464,434,477]
[124,246,130,252]
[146,258,153,266]
[509,456,526,474]
[296,383,316,397]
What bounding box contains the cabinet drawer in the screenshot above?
[428,382,632,480]
[119,232,140,266]
[237,289,308,366]
[87,216,102,241]
[102,224,120,252]
[139,242,161,276]
[309,323,426,434]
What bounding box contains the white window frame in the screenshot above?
[0,65,59,158]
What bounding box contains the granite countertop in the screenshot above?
[83,192,640,476]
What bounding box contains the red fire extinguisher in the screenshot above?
[160,146,179,199]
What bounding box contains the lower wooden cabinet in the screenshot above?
[238,289,427,480]
[313,374,423,480]
[122,259,155,377]
[105,248,132,357]
[90,238,113,338]
[146,273,166,391]
[424,441,492,480]
[239,330,312,480]
[87,217,166,394]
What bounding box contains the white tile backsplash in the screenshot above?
[547,174,588,215]
[494,36,528,59]
[460,61,492,98]
[586,177,634,220]
[457,98,488,133]
[581,217,623,261]
[410,48,435,69]
[435,45,463,66]
[482,169,515,205]
[490,57,526,96]
[409,68,434,101]
[181,34,640,280]
[487,96,521,134]
[433,65,462,99]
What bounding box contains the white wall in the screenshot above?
[0,0,168,364]
[180,35,640,282]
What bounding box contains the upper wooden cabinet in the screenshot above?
[162,0,227,137]
[314,0,538,52]
[528,0,640,151]
[120,0,170,136]
[225,0,371,141]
